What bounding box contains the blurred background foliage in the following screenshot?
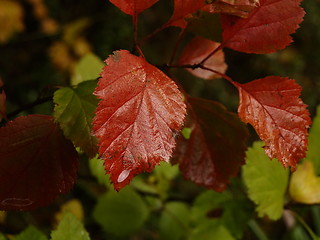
[1,0,320,239]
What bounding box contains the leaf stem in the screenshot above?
[248,219,269,240]
[291,210,320,240]
[132,14,144,57]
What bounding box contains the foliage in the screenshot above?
[0,0,320,239]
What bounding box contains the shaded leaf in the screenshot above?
[221,0,305,53]
[306,105,320,175]
[0,79,6,121]
[175,97,248,191]
[71,53,104,85]
[159,202,190,240]
[191,190,250,239]
[190,220,235,240]
[289,161,320,204]
[54,80,98,158]
[109,0,159,16]
[179,36,227,80]
[93,50,186,190]
[164,0,206,28]
[51,212,90,240]
[15,226,47,240]
[0,115,79,211]
[242,141,289,220]
[93,187,149,237]
[236,76,311,169]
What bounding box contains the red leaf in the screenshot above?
[93,50,186,190]
[221,0,305,53]
[236,76,311,169]
[0,115,79,211]
[203,0,259,18]
[174,97,248,191]
[109,0,159,16]
[164,0,206,28]
[178,37,227,80]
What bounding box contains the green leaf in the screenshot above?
[54,80,98,158]
[159,202,190,240]
[89,156,110,186]
[191,190,250,239]
[242,141,289,220]
[71,53,104,85]
[0,233,5,240]
[51,212,90,240]
[307,105,320,175]
[189,220,235,240]
[93,187,149,237]
[14,226,47,240]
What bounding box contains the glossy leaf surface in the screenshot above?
[237,76,311,169]
[175,97,248,191]
[221,0,305,53]
[54,80,98,158]
[243,141,289,220]
[0,115,79,211]
[109,0,158,16]
[179,37,227,80]
[93,50,186,190]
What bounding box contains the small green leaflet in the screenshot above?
[93,187,149,237]
[54,80,98,158]
[159,202,190,240]
[190,220,235,240]
[15,226,48,240]
[71,53,104,85]
[51,212,90,240]
[306,105,320,175]
[242,141,289,220]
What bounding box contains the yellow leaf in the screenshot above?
[289,161,320,204]
[0,0,24,43]
[55,199,84,224]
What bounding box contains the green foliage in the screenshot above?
[89,155,110,186]
[54,80,98,157]
[93,187,149,237]
[242,141,289,220]
[190,220,235,240]
[51,212,90,240]
[71,53,104,85]
[14,226,47,240]
[307,105,320,174]
[159,201,190,240]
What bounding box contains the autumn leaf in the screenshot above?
[221,0,305,53]
[93,50,186,190]
[164,0,206,28]
[54,80,99,158]
[236,76,311,169]
[0,115,79,211]
[174,97,248,191]
[203,0,259,18]
[289,161,320,204]
[109,0,159,16]
[178,37,227,80]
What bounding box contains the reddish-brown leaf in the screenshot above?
[0,79,6,121]
[0,115,79,211]
[174,97,248,191]
[178,36,227,80]
[93,50,186,190]
[236,76,311,169]
[203,0,259,18]
[221,0,305,53]
[164,0,206,28]
[109,0,158,16]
